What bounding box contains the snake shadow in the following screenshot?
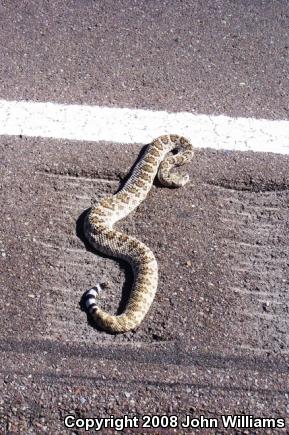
[76,209,135,334]
[76,141,176,333]
[76,146,152,333]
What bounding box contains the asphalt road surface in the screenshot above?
[1,1,289,434]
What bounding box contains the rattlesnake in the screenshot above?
[83,134,193,333]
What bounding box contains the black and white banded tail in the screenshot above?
[83,284,102,314]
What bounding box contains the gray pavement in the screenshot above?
[1,138,289,433]
[1,0,289,434]
[0,0,288,119]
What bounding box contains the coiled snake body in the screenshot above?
[83,134,193,333]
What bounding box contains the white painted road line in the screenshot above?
[0,99,288,154]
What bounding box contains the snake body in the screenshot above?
[83,134,193,333]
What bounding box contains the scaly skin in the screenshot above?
[83,134,194,333]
